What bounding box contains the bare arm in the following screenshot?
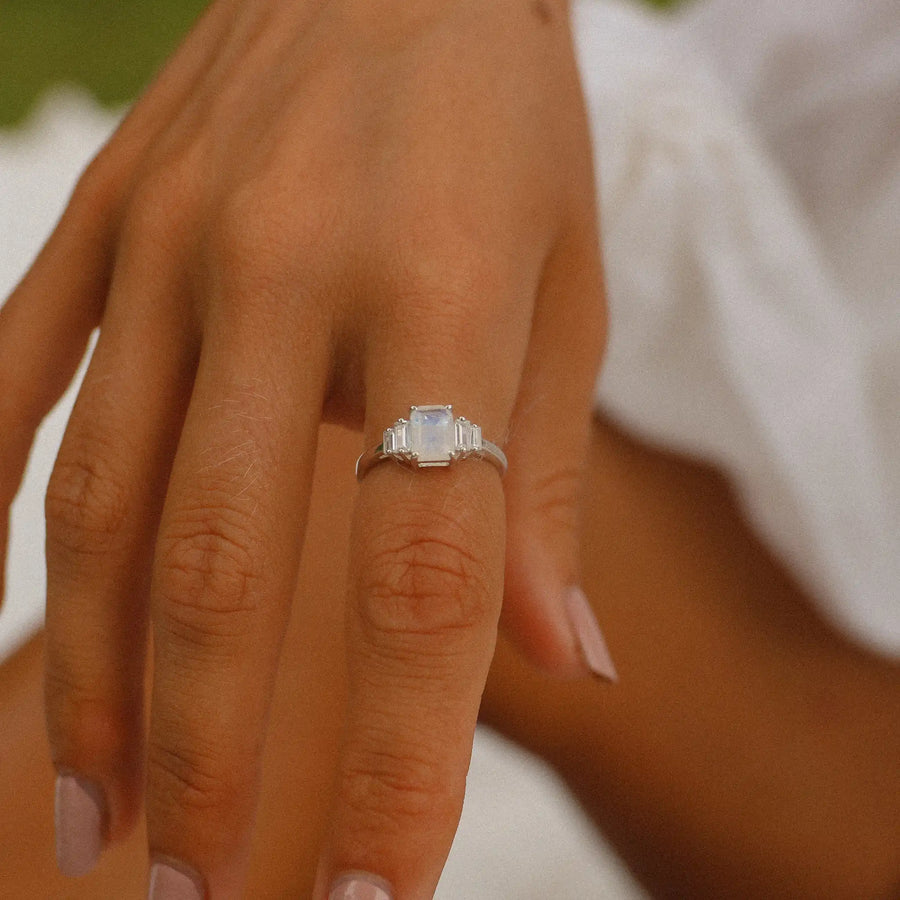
[483,416,900,900]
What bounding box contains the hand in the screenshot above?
[0,0,612,896]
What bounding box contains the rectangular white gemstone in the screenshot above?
[456,420,478,451]
[409,405,454,463]
[395,421,409,452]
[383,428,395,453]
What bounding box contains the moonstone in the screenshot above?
[409,405,455,464]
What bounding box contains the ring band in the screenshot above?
[355,405,507,481]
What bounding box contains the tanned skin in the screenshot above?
[0,417,898,899]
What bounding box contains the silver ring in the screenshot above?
[355,405,507,481]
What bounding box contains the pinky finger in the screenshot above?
[502,219,617,682]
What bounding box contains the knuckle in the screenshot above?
[70,145,125,218]
[45,452,131,559]
[208,182,264,261]
[45,668,129,771]
[148,733,241,822]
[204,182,341,328]
[156,506,262,644]
[358,505,494,642]
[387,223,511,327]
[120,147,203,248]
[206,179,294,283]
[338,738,462,831]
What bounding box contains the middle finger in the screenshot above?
[144,271,330,898]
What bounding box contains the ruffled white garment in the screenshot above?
[580,0,900,656]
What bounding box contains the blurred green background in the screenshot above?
[0,0,678,127]
[1,0,207,126]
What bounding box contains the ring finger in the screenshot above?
[313,251,533,898]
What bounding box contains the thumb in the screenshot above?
[502,221,617,682]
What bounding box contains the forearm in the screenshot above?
[482,415,900,899]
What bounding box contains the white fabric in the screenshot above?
[1,0,899,895]
[578,0,900,656]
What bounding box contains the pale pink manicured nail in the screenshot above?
[55,773,106,877]
[329,871,394,900]
[148,859,205,900]
[563,586,618,682]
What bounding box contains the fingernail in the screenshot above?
[329,871,394,900]
[563,586,618,682]
[148,859,205,900]
[55,773,106,877]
